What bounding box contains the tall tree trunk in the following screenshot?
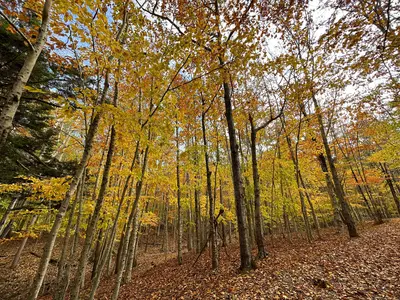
[54,178,84,300]
[88,212,120,300]
[176,124,183,265]
[380,162,400,215]
[220,179,227,247]
[122,142,150,283]
[249,117,268,259]
[73,173,85,253]
[187,192,193,252]
[301,177,321,239]
[201,99,218,269]
[0,0,53,146]
[281,115,313,242]
[238,132,255,247]
[336,131,383,223]
[317,154,342,232]
[27,72,108,299]
[90,138,144,299]
[220,57,253,271]
[70,123,116,300]
[194,187,201,253]
[312,95,358,238]
[92,229,103,279]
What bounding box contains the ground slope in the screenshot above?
[96,220,400,299]
[1,220,399,299]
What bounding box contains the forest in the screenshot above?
[0,0,399,299]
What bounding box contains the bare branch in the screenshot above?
[135,0,212,52]
[255,97,287,132]
[141,53,192,128]
[169,60,233,92]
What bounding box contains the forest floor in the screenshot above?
[95,219,400,300]
[0,219,399,299]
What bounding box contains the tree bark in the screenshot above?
[220,57,253,271]
[380,162,400,215]
[312,95,358,238]
[281,115,313,242]
[122,142,150,283]
[11,215,37,269]
[70,123,116,300]
[176,124,183,265]
[317,154,342,231]
[249,116,268,259]
[28,85,106,299]
[201,98,218,269]
[0,0,53,146]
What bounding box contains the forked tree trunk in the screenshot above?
[89,213,120,300]
[119,143,150,289]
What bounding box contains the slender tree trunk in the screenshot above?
[220,179,227,247]
[70,124,116,300]
[0,0,53,146]
[0,197,18,232]
[281,115,312,242]
[312,95,358,238]
[92,229,103,279]
[73,170,85,251]
[278,140,292,241]
[249,117,268,259]
[115,228,125,274]
[54,178,83,300]
[28,82,107,299]
[201,100,218,269]
[380,163,400,215]
[123,143,150,283]
[176,124,183,265]
[187,192,193,252]
[112,214,136,300]
[299,175,321,239]
[335,132,382,222]
[194,187,201,253]
[90,139,144,299]
[89,216,119,300]
[317,154,342,232]
[11,215,37,269]
[220,58,253,271]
